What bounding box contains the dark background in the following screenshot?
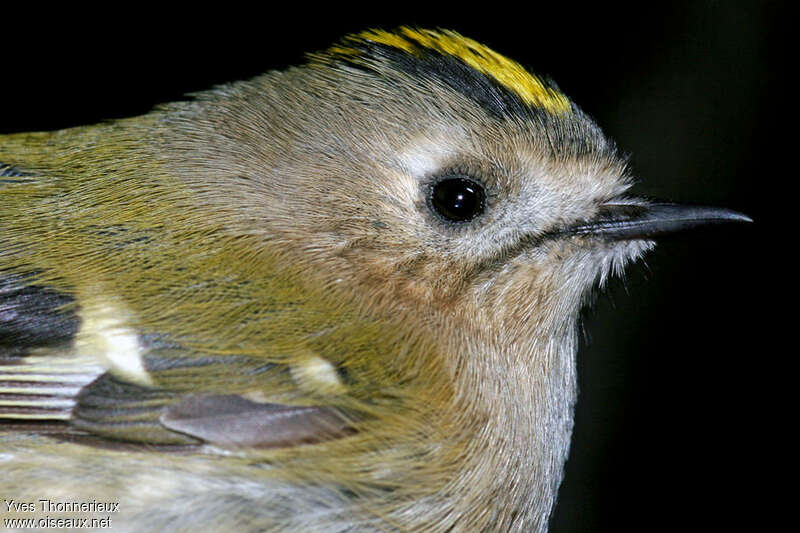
[2,3,780,531]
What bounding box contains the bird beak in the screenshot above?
[568,201,752,241]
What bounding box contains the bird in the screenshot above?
[0,27,750,532]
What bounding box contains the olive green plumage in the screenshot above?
[0,28,749,532]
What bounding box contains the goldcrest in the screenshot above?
[0,28,750,532]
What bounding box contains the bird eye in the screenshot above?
[430,176,486,223]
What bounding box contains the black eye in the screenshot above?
[430,176,486,223]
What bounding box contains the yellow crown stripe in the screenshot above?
[352,28,572,115]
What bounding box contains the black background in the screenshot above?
[2,3,780,531]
